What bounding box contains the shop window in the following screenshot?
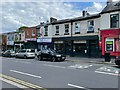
[106,41,113,51]
[55,26,59,35]
[87,20,94,33]
[73,43,87,53]
[64,24,69,35]
[54,43,64,53]
[110,14,119,28]
[75,23,80,34]
[44,26,48,36]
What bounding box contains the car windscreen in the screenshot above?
[50,50,57,54]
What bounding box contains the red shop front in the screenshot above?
[100,29,120,57]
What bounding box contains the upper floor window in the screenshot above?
[75,23,80,34]
[26,31,29,36]
[19,34,21,40]
[110,14,119,28]
[32,30,35,36]
[44,26,48,36]
[87,20,94,33]
[64,24,69,35]
[55,26,59,35]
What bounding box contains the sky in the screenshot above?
[0,0,119,33]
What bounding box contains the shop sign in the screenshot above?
[37,38,52,43]
[7,41,14,45]
[54,41,63,43]
[73,40,86,43]
[26,38,36,41]
[15,43,23,46]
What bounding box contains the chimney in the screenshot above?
[50,17,57,23]
[82,10,90,17]
[107,0,112,5]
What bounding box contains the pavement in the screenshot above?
[66,56,116,65]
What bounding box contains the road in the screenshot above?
[1,56,120,90]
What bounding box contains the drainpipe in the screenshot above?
[71,21,74,57]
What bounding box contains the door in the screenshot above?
[89,40,97,57]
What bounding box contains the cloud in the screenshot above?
[1,2,106,33]
[84,2,106,14]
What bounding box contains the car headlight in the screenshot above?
[56,55,61,57]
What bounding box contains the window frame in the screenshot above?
[87,20,94,33]
[110,14,119,28]
[44,26,48,36]
[64,24,69,35]
[55,25,59,35]
[75,22,80,34]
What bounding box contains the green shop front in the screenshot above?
[53,35,100,58]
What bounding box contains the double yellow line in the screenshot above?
[0,73,47,90]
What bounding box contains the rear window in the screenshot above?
[27,49,35,52]
[30,50,35,52]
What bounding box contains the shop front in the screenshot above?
[37,37,52,50]
[53,35,100,57]
[14,41,25,52]
[100,29,120,57]
[7,41,14,50]
[24,38,37,49]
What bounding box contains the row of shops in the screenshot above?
[5,28,120,58]
[6,35,100,58]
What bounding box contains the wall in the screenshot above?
[100,11,120,30]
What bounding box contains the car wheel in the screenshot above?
[24,55,27,59]
[38,56,42,61]
[52,57,56,62]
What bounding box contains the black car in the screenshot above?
[37,49,66,62]
[115,56,120,66]
[2,50,15,57]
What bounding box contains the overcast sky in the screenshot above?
[0,0,119,33]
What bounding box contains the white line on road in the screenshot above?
[68,83,91,90]
[43,64,66,69]
[10,70,42,79]
[14,61,31,64]
[95,71,120,76]
[0,77,27,88]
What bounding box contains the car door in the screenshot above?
[45,50,51,59]
[21,50,26,57]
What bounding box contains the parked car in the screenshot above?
[16,49,35,59]
[115,56,120,66]
[37,49,66,62]
[2,50,15,57]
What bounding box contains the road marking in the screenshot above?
[68,83,91,90]
[43,64,66,69]
[68,64,93,69]
[0,77,27,88]
[0,73,46,90]
[95,71,120,76]
[10,70,42,79]
[14,61,31,64]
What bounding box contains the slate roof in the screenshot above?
[51,14,100,25]
[101,1,120,14]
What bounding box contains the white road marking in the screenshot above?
[14,61,31,64]
[95,71,120,76]
[10,70,42,79]
[0,77,27,88]
[68,83,90,90]
[68,64,93,69]
[43,64,66,69]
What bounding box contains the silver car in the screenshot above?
[16,49,35,59]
